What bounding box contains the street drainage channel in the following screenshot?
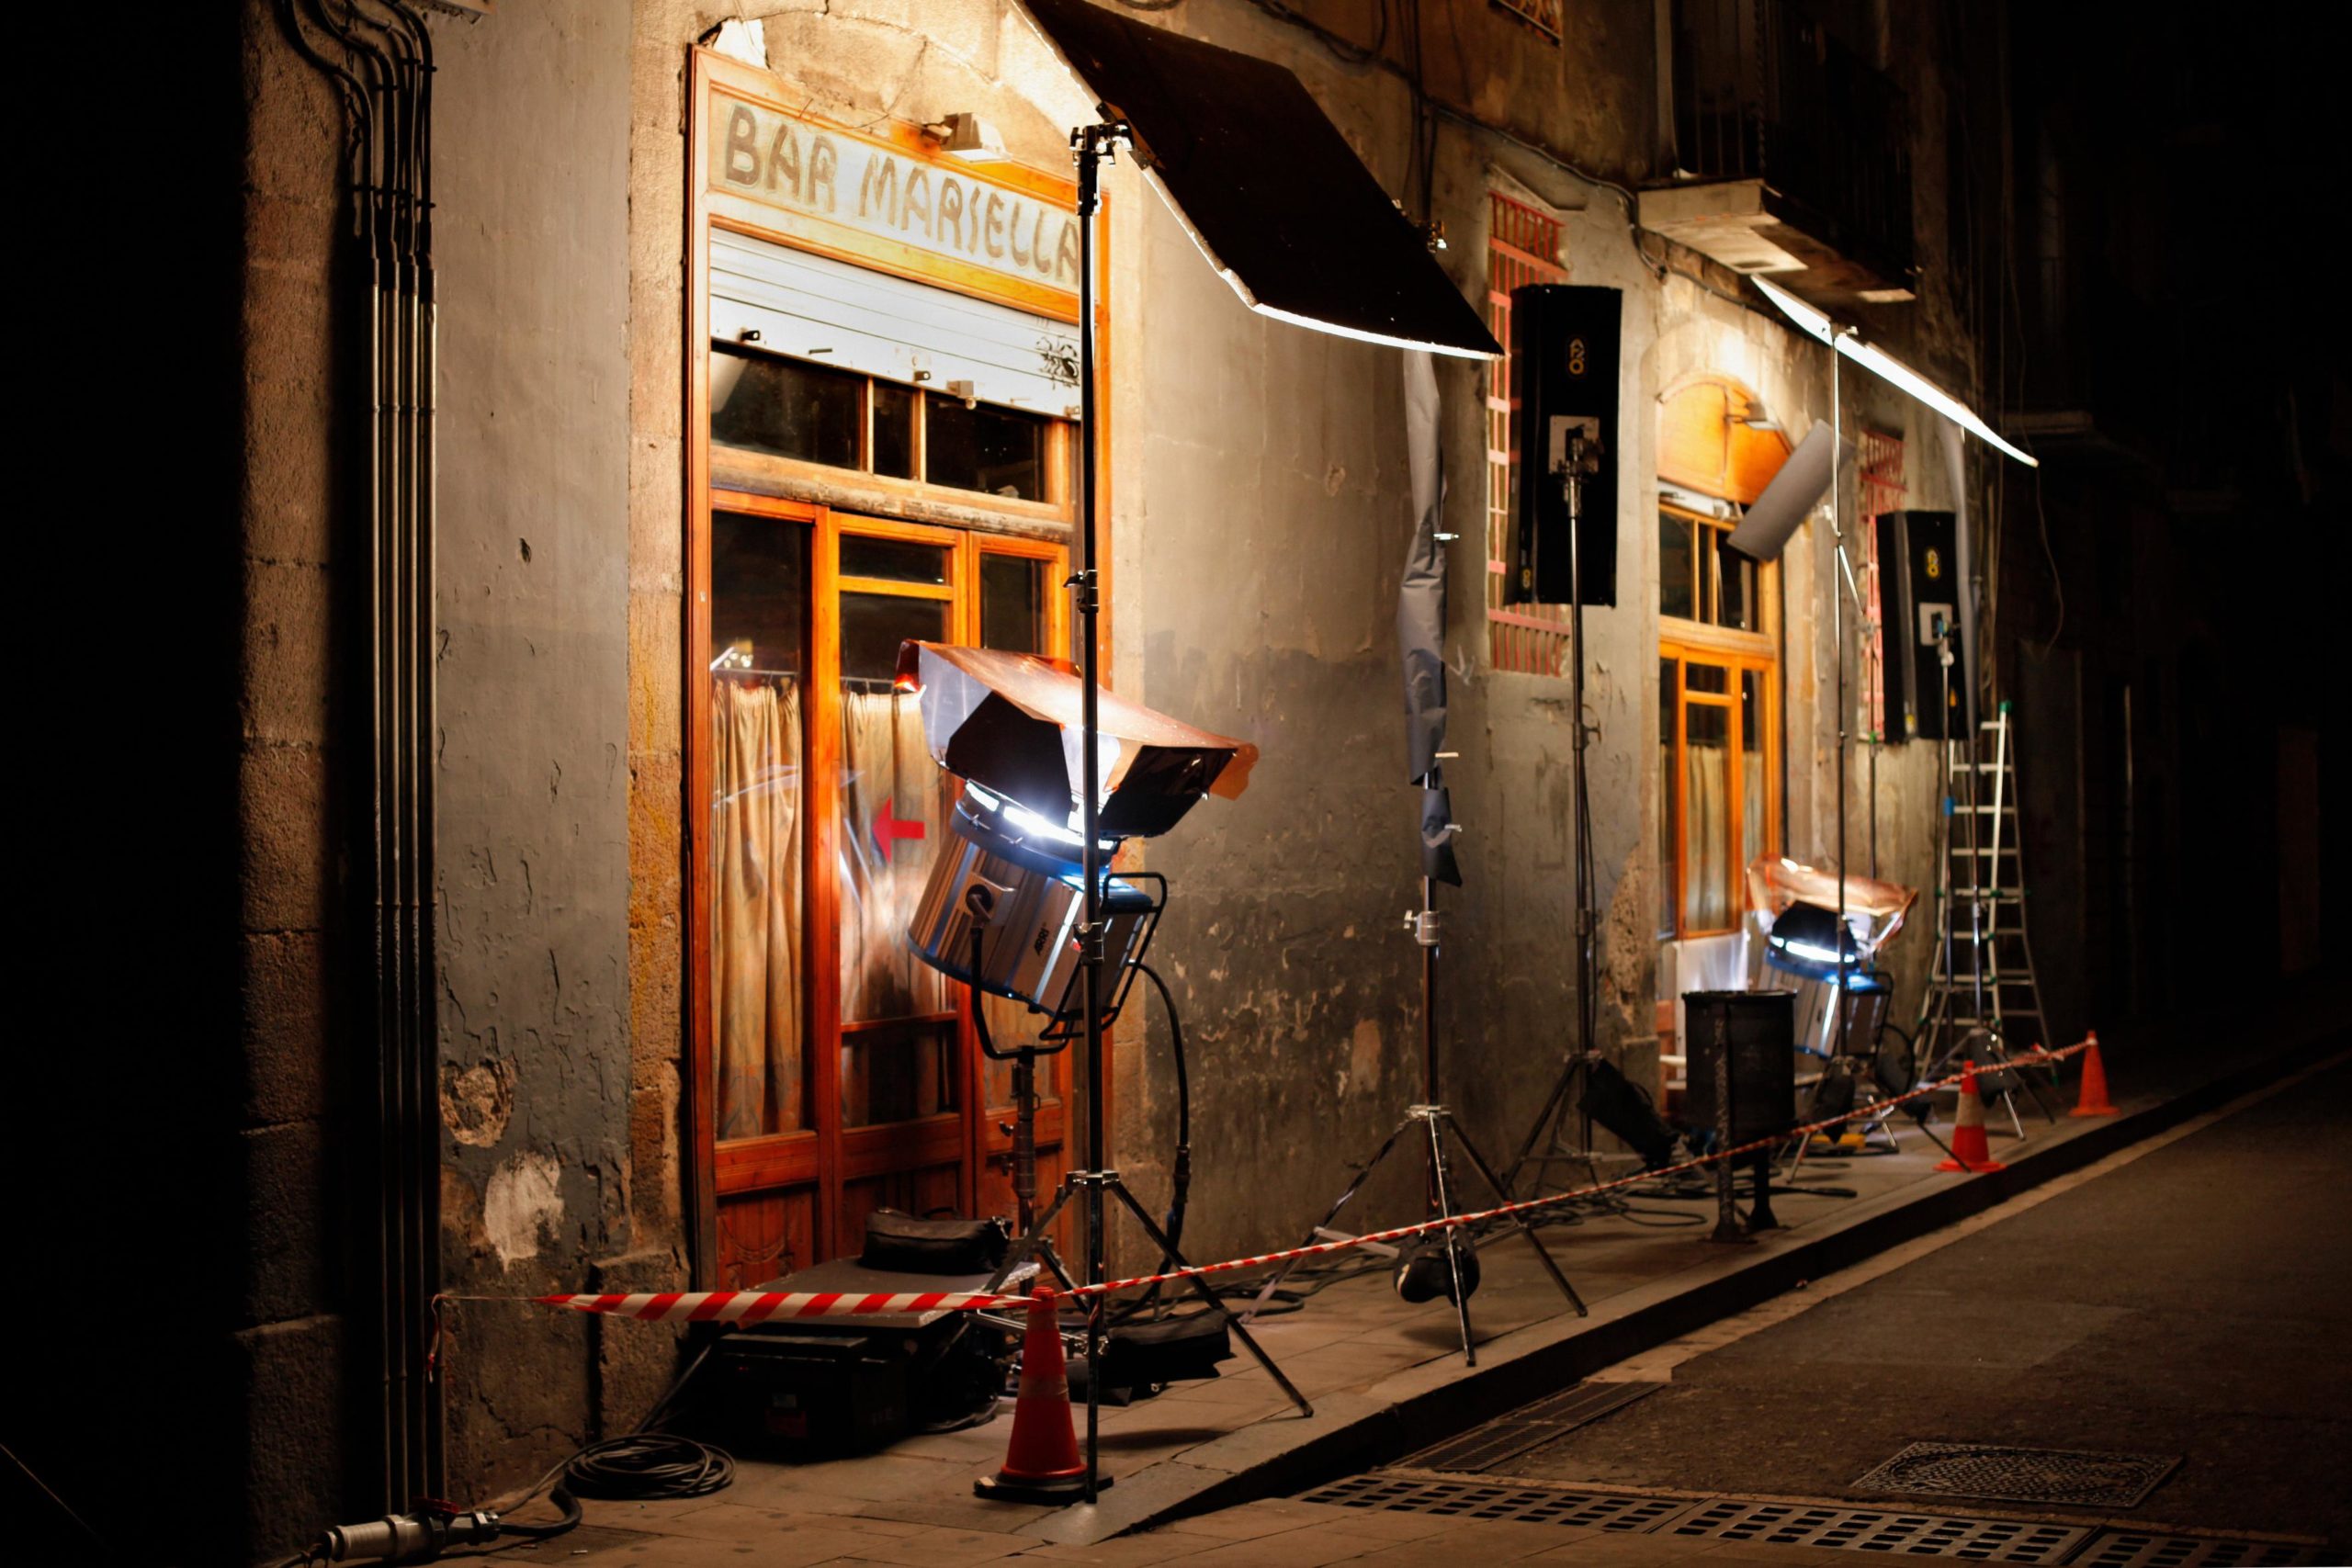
[1297,1472,2324,1565]
[1298,1427,2323,1567]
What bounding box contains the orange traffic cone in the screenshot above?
[975,1286,1104,1503]
[1935,1063,2007,1173]
[2069,1032,2118,1117]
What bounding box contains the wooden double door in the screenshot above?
[693,492,1072,1284]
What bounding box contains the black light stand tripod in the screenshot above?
[975,122,1309,1508]
[1243,1098,1586,1365]
[1504,431,1620,1197]
[1243,876,1586,1364]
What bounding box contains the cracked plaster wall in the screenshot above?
[431,0,641,1499]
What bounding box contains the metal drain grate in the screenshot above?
[1662,1498,2092,1563]
[1403,1380,1663,1472]
[1296,1474,1690,1531]
[2068,1533,2321,1568]
[1856,1442,2182,1509]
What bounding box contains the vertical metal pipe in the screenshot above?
[1829,337,1849,1061]
[278,0,441,1508]
[1072,127,1106,1506]
[1421,874,1436,1213]
[1567,454,1595,1153]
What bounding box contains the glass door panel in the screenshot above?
[1658,657,1677,938]
[1681,699,1736,932]
[1740,668,1769,872]
[836,579,954,1127]
[709,511,810,1142]
[979,554,1051,654]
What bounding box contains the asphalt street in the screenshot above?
[1475,1051,2352,1544]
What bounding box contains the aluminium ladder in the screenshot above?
[1916,703,2054,1125]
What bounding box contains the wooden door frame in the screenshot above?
[684,45,1106,1284]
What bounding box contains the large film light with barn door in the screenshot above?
[895,642,1257,1019]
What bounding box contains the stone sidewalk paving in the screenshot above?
[469,986,2345,1564]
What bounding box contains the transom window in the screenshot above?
[1657,502,1759,631]
[712,345,1062,505]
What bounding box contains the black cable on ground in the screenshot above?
[266,1342,736,1562]
[561,1432,733,1502]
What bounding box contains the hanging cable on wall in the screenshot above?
[275,0,449,1518]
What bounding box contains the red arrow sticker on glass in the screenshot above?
[871,799,927,863]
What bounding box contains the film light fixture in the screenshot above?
[896,640,1253,1025]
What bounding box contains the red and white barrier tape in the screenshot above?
[504,1039,2089,1327]
[536,1286,1021,1321]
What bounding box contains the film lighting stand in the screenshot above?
[1504,431,1621,1196]
[1244,858,1586,1364]
[987,122,1311,1506]
[1243,1095,1586,1365]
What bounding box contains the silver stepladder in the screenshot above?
[1916,700,2057,1131]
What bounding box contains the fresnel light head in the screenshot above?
[896,642,1257,1021]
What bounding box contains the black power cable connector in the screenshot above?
[288,1346,729,1563]
[318,1506,505,1563]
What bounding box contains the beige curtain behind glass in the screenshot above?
[838,690,948,1021]
[1740,750,1766,875]
[1683,743,1733,931]
[713,677,804,1141]
[839,691,950,1125]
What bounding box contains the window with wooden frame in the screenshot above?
[687,50,1100,1284]
[1658,645,1778,937]
[1856,430,1905,742]
[1656,375,1789,939]
[1485,191,1575,675]
[1657,502,1761,632]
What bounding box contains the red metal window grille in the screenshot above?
[1857,429,1905,740]
[1487,192,1571,675]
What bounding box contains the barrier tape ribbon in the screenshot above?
[522,1039,2089,1326]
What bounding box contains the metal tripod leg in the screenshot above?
[1243,1115,1414,1321]
[987,1181,1082,1298]
[1423,1111,1478,1364]
[1102,1179,1313,1417]
[1444,1113,1586,1318]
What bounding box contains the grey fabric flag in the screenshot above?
[1400,350,1461,886]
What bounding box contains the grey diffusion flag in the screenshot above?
[1400,350,1462,886]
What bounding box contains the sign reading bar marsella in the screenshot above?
[710,89,1081,313]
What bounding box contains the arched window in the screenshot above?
[1657,376,1786,938]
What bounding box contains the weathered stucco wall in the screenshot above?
[431,0,639,1495]
[1101,3,1685,1262]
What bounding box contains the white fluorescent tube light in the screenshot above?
[1753,276,2038,468]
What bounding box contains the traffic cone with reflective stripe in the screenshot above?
[2070,1032,2118,1117]
[975,1286,1104,1502]
[1935,1063,2007,1173]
